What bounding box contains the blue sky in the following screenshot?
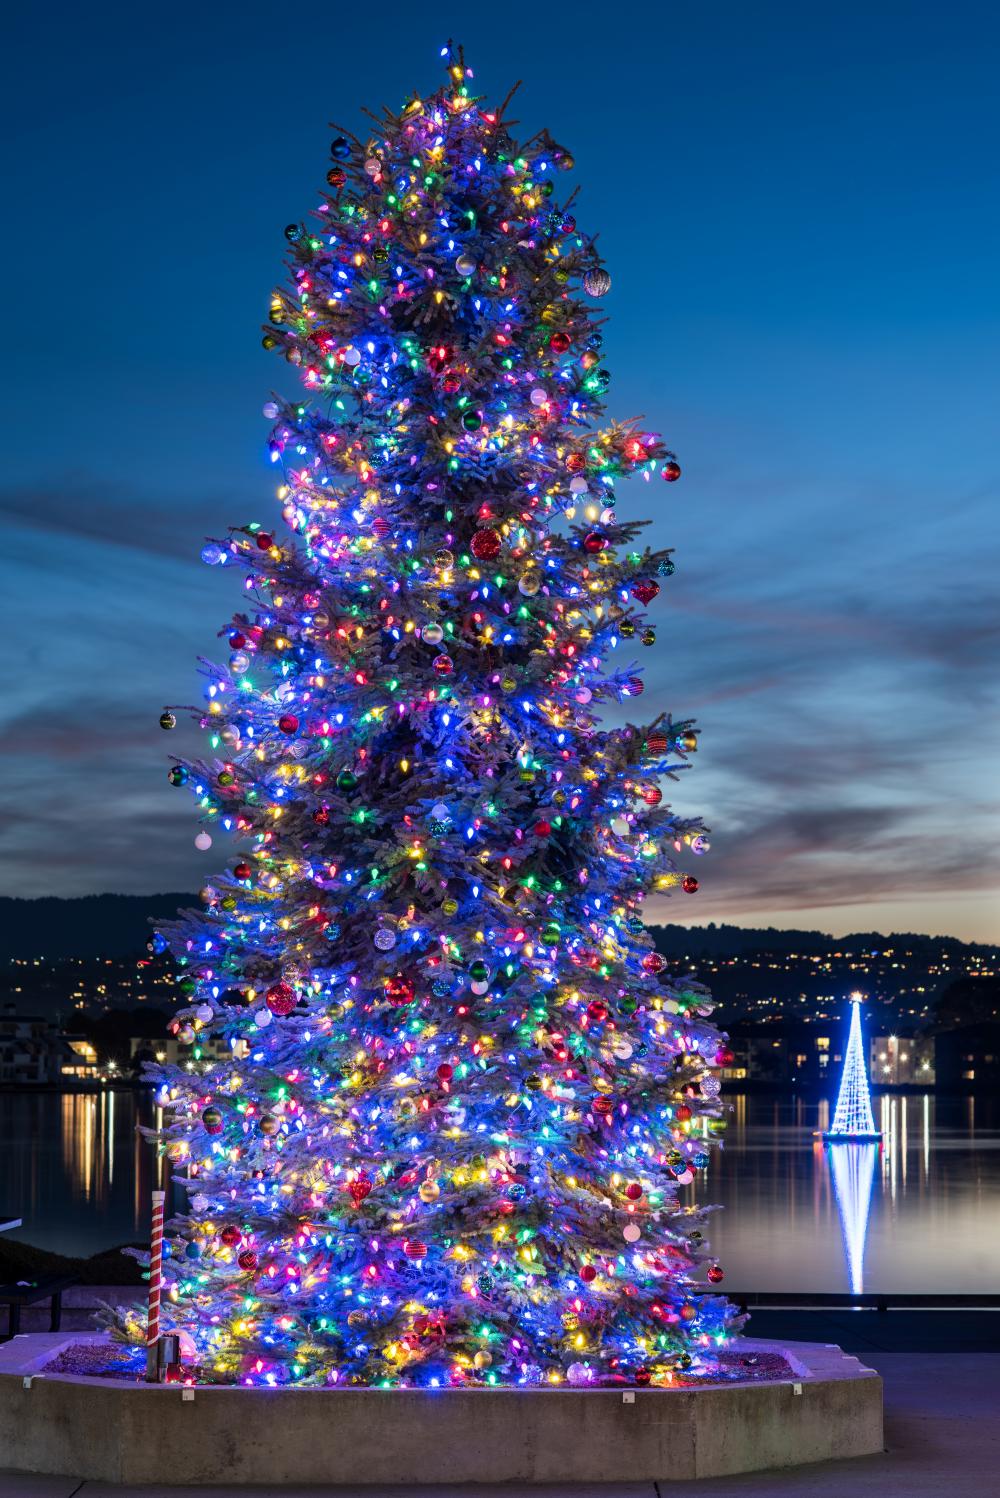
[1,1,997,940]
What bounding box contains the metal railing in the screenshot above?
[729,1291,1000,1311]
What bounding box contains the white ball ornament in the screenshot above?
[364,156,381,176]
[530,388,548,406]
[583,267,612,297]
[569,476,589,494]
[422,623,444,645]
[431,803,450,821]
[195,1004,213,1023]
[455,253,476,276]
[676,1170,695,1186]
[622,1223,641,1244]
[471,980,489,996]
[254,1007,273,1029]
[262,401,280,419]
[195,831,213,852]
[342,346,362,367]
[575,687,593,704]
[190,1194,209,1212]
[691,835,711,855]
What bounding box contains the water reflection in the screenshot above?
[827,1144,878,1292]
[2,1089,999,1290]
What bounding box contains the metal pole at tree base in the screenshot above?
[145,1188,165,1381]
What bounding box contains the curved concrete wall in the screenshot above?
[0,1336,882,1485]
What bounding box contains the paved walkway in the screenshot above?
[1,1329,997,1496]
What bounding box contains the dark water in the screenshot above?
[1,1090,997,1291]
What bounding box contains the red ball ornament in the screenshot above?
[592,1096,614,1117]
[680,1302,697,1321]
[384,974,416,1004]
[327,167,347,190]
[634,1366,652,1387]
[229,631,246,649]
[265,982,296,1017]
[587,1000,608,1023]
[237,1249,258,1272]
[642,952,665,974]
[583,532,606,554]
[715,1047,735,1067]
[403,1239,428,1260]
[675,1104,693,1122]
[662,460,682,482]
[533,820,552,837]
[220,1225,242,1248]
[436,1062,454,1084]
[565,452,586,473]
[372,517,390,538]
[432,654,454,676]
[470,527,502,560]
[580,1264,598,1283]
[642,786,663,807]
[233,862,252,881]
[442,371,461,393]
[625,1182,643,1201]
[682,875,700,894]
[255,532,273,550]
[549,331,572,354]
[631,579,660,605]
[644,733,669,757]
[707,1265,725,1283]
[277,713,299,735]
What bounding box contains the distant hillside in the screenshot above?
[651,922,996,960]
[0,894,192,959]
[0,896,991,964]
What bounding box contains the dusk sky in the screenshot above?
[2,1,997,941]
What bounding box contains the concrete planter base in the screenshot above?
[0,1334,882,1485]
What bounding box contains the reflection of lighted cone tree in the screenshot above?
[824,996,881,1141]
[828,1144,877,1294]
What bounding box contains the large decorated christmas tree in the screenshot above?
[149,48,737,1388]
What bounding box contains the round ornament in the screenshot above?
[422,622,444,645]
[707,1265,725,1283]
[682,875,699,894]
[202,1106,223,1134]
[623,1223,641,1244]
[662,460,682,482]
[518,572,541,596]
[237,1249,258,1272]
[583,532,606,554]
[159,711,176,731]
[194,832,212,852]
[702,1075,722,1098]
[549,331,571,354]
[168,766,188,786]
[470,527,502,560]
[374,927,397,951]
[434,547,454,569]
[455,253,476,276]
[691,834,710,855]
[583,267,612,297]
[277,713,299,735]
[433,654,454,676]
[259,1114,280,1136]
[265,982,296,1017]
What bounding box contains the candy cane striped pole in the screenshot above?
[145,1189,166,1381]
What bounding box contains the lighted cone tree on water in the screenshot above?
[145,48,740,1387]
